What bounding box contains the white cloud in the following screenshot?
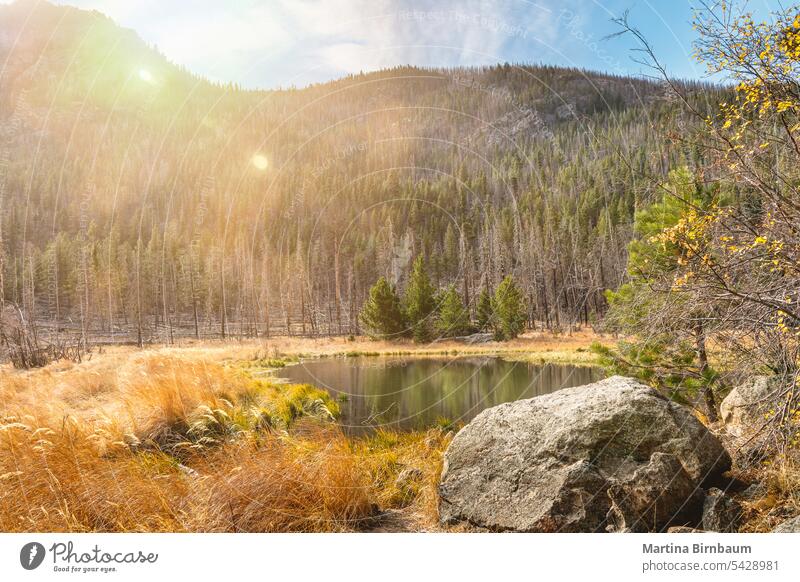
[44,0,567,87]
[272,0,561,80]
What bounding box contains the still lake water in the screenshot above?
[273,356,603,433]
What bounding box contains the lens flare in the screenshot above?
[138,68,154,83]
[252,154,268,170]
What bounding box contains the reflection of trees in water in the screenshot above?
[278,358,602,434]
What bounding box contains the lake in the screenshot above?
[272,356,604,433]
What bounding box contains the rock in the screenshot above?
[702,488,743,532]
[668,526,706,533]
[720,376,782,438]
[739,482,767,501]
[607,452,703,532]
[439,376,730,532]
[773,515,800,532]
[462,333,494,344]
[434,333,493,344]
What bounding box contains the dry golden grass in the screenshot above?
[189,429,374,532]
[737,458,800,532]
[0,415,189,532]
[141,329,607,364]
[0,347,452,532]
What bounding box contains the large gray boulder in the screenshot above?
[439,376,731,532]
[720,376,782,438]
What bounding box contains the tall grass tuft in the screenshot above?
[0,415,188,532]
[189,427,374,532]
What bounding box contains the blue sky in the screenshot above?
[6,0,782,88]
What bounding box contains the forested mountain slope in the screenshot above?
[0,0,726,341]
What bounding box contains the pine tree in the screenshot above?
[600,167,721,421]
[404,256,436,342]
[436,285,471,337]
[492,275,526,340]
[476,287,494,331]
[360,277,406,339]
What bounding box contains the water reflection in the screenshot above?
[273,356,603,434]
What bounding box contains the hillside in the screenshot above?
[0,0,725,342]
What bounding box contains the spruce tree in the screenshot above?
[476,288,494,332]
[404,256,436,342]
[492,275,526,340]
[436,285,471,337]
[360,277,406,339]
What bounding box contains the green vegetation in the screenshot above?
[404,256,437,342]
[475,288,494,332]
[596,168,723,420]
[359,277,406,339]
[605,4,800,458]
[492,275,527,341]
[360,261,526,342]
[245,355,299,369]
[268,383,341,427]
[436,285,472,337]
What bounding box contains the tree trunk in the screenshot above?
[136,242,143,348]
[695,322,718,422]
[190,257,199,339]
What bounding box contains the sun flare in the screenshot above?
[138,68,154,83]
[252,153,269,170]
